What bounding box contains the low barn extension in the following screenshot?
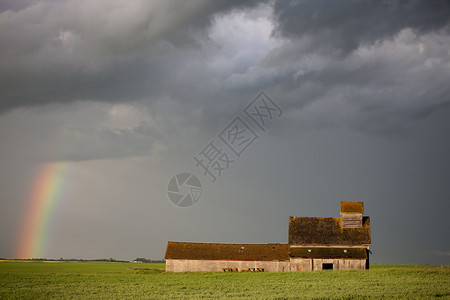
[165,202,371,272]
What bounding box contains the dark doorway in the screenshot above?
[322,263,333,270]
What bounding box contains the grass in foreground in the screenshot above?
[0,261,448,299]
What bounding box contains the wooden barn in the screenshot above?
[165,202,371,272]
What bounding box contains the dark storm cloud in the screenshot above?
[0,1,449,266]
[251,0,450,135]
[1,0,449,161]
[0,1,276,163]
[273,0,450,55]
[0,0,262,112]
[0,0,35,13]
[269,31,450,134]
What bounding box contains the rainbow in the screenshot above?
[16,163,66,259]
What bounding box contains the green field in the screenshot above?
[0,261,448,299]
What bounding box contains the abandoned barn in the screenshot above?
[165,201,371,272]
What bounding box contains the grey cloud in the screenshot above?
[1,0,449,162]
[259,27,450,135]
[0,102,165,162]
[0,0,36,13]
[60,121,159,162]
[0,1,449,265]
[0,2,277,163]
[273,0,450,56]
[0,0,262,112]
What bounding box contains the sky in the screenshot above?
[0,0,449,264]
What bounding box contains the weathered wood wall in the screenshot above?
[290,258,366,271]
[166,258,366,272]
[341,213,363,228]
[166,259,300,272]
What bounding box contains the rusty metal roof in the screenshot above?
[341,202,364,213]
[165,242,290,261]
[288,216,371,245]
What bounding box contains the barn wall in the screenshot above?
[166,259,299,272]
[337,259,366,270]
[289,258,366,271]
[290,258,313,271]
[166,258,367,272]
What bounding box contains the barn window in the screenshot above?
[322,263,333,270]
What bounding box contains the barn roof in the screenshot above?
[288,216,371,245]
[341,202,364,214]
[165,242,290,261]
[290,247,368,259]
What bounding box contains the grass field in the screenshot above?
[0,261,448,299]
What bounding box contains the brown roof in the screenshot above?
[341,202,364,214]
[165,242,290,261]
[290,247,368,259]
[288,217,371,245]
